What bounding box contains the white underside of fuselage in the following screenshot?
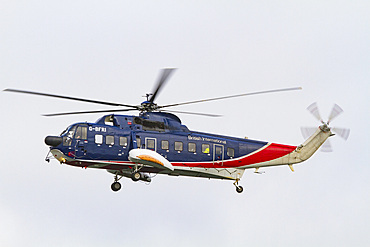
[50,149,243,180]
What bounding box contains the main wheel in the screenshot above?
[131,172,141,182]
[111,182,121,192]
[236,186,244,193]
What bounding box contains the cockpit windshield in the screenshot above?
[59,126,70,136]
[60,125,88,146]
[61,125,76,146]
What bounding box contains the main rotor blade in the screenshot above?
[162,109,222,117]
[328,104,343,124]
[307,102,323,123]
[159,87,302,109]
[4,89,138,109]
[149,68,176,104]
[43,108,137,117]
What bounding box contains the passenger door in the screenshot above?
[213,144,224,165]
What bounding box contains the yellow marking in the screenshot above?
[289,164,294,172]
[58,157,66,163]
[54,154,66,164]
[137,155,164,166]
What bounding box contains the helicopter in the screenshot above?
[4,69,350,193]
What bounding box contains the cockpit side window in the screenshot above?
[75,126,87,139]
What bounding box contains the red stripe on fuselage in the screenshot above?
[240,143,296,165]
[174,143,297,168]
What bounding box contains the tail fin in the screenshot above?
[294,125,333,162]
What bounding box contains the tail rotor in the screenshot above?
[301,103,350,152]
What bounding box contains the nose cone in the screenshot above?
[45,136,63,147]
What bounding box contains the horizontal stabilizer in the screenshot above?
[129,149,174,171]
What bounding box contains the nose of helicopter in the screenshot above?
[45,136,63,147]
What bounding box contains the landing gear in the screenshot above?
[131,171,141,182]
[233,179,244,193]
[236,186,244,193]
[45,150,51,163]
[111,172,123,192]
[131,164,143,182]
[111,182,121,192]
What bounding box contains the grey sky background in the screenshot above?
[1,1,369,246]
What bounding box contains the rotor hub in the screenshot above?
[140,101,158,112]
[319,123,331,132]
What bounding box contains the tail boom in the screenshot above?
[242,125,332,169]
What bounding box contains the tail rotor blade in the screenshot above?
[301,127,317,139]
[328,104,344,124]
[332,127,350,140]
[321,139,333,152]
[307,102,323,123]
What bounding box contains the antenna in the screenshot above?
[143,93,153,101]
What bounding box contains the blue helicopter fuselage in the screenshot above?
[46,111,299,181]
[54,112,270,164]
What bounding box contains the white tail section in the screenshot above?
[246,125,332,169]
[295,126,332,161]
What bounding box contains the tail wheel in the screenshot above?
[111,182,121,192]
[233,179,244,193]
[236,186,244,193]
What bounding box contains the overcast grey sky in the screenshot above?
[1,1,369,246]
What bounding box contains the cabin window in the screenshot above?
[106,135,114,146]
[215,146,222,156]
[202,144,210,153]
[95,134,103,145]
[147,139,155,150]
[161,140,169,150]
[188,143,196,153]
[119,137,128,147]
[174,141,183,152]
[227,147,235,157]
[75,126,87,139]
